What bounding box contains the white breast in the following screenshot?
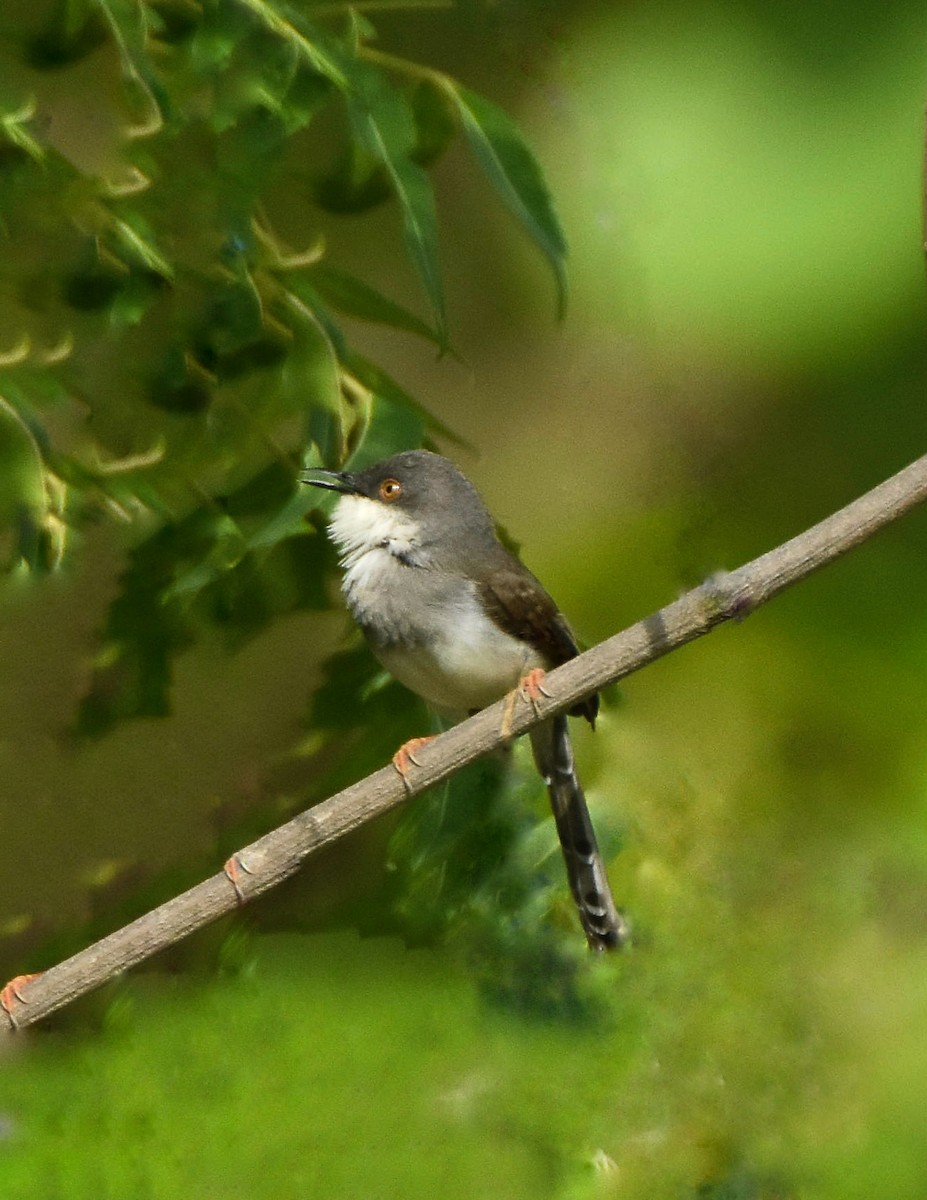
[376,584,543,714]
[328,493,542,714]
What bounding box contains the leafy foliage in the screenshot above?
[0,0,566,730]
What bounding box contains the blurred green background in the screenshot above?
[1,1,926,1197]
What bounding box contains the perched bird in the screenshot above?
[303,450,626,951]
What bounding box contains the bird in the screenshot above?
[302,449,627,951]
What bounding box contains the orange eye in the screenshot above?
[379,478,403,502]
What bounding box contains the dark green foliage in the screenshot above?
[24,0,108,70]
[76,464,335,732]
[0,7,631,1187]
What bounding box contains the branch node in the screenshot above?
[699,570,756,624]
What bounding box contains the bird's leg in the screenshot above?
[1,972,42,1030]
[499,688,519,740]
[392,736,437,792]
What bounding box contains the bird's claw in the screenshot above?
[501,667,552,738]
[223,853,254,904]
[392,736,436,792]
[520,667,552,716]
[1,972,42,1030]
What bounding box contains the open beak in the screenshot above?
[299,468,358,495]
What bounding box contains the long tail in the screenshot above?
[530,715,628,951]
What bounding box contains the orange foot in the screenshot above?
[223,853,253,904]
[520,667,552,712]
[392,736,436,792]
[501,667,553,737]
[1,972,42,1030]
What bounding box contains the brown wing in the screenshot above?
[477,563,598,727]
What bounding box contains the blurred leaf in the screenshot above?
[242,483,318,550]
[78,479,329,730]
[340,382,424,469]
[312,142,393,214]
[233,0,348,91]
[346,8,378,50]
[193,269,264,368]
[0,395,51,573]
[111,216,173,282]
[196,531,331,648]
[308,643,401,733]
[0,102,45,165]
[76,512,209,733]
[387,753,526,940]
[147,346,214,415]
[62,264,125,312]
[164,512,247,598]
[24,0,108,69]
[409,77,457,167]
[146,0,201,46]
[449,83,567,317]
[220,460,294,519]
[285,294,347,466]
[302,263,443,346]
[347,75,447,345]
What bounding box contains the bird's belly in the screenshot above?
[342,548,544,713]
[376,612,541,714]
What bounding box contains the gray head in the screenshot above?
[301,450,499,567]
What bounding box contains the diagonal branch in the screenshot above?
[4,451,927,1030]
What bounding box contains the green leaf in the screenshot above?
[378,151,445,345]
[449,83,568,317]
[111,217,174,281]
[24,0,108,69]
[0,396,51,573]
[163,513,246,599]
[409,78,456,168]
[145,0,201,46]
[283,294,347,467]
[347,78,447,346]
[0,102,45,165]
[233,0,348,90]
[303,263,443,347]
[75,512,209,733]
[147,346,213,415]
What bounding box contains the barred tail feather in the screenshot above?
[530,716,628,951]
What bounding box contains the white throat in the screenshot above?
[328,493,421,569]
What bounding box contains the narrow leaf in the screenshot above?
[347,80,447,346]
[284,294,348,467]
[233,0,348,89]
[368,120,446,344]
[0,396,51,573]
[306,263,444,346]
[449,84,567,317]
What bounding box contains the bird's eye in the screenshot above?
[379,478,403,502]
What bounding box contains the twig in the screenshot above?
[4,451,927,1030]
